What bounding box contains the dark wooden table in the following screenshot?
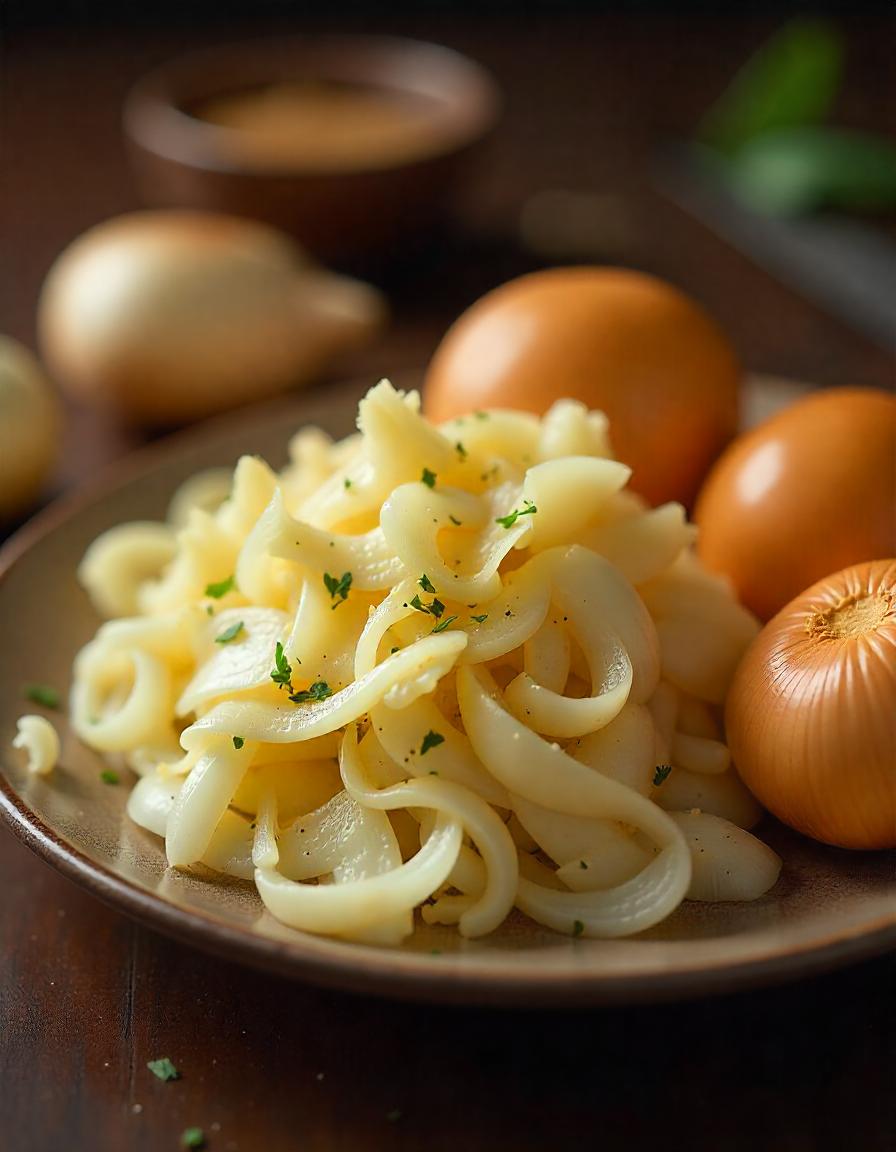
[2,12,894,1151]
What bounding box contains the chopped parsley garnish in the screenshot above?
[147,1057,179,1082]
[418,574,436,593]
[24,684,60,709]
[343,477,352,489]
[431,615,458,634]
[420,467,437,488]
[232,736,245,750]
[448,515,462,526]
[323,570,352,608]
[289,681,332,705]
[204,574,235,599]
[100,769,120,786]
[390,646,400,654]
[653,764,673,786]
[455,441,467,460]
[420,730,445,756]
[495,500,537,529]
[181,1128,205,1149]
[572,919,585,938]
[470,613,488,624]
[214,620,244,644]
[271,641,294,693]
[579,860,588,870]
[410,594,445,619]
[474,411,488,421]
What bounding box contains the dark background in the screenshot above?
[1,4,894,1151]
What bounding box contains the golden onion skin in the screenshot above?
[695,388,896,621]
[423,267,741,509]
[725,559,896,850]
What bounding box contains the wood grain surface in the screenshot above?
[1,11,894,1151]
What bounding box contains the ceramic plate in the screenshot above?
[2,378,894,1005]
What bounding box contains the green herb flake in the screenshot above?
[418,574,436,594]
[470,613,488,624]
[410,594,445,619]
[204,574,235,599]
[271,641,294,692]
[390,646,400,654]
[420,730,445,756]
[495,500,538,530]
[474,411,488,421]
[181,1128,205,1150]
[214,620,244,644]
[653,764,673,786]
[579,860,588,870]
[448,515,462,526]
[344,477,352,489]
[572,919,585,938]
[323,571,352,608]
[289,681,332,705]
[420,467,437,488]
[24,684,60,710]
[100,769,120,786]
[455,441,467,460]
[431,615,458,634]
[232,736,245,750]
[147,1057,180,1082]
[205,605,214,616]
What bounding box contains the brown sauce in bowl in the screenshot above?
[193,80,444,171]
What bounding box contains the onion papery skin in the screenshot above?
[725,559,896,850]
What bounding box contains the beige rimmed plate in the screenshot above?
[1,377,894,1006]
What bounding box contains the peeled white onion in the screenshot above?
[670,811,782,901]
[0,336,61,521]
[38,211,386,425]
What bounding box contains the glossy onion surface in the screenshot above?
[726,559,896,850]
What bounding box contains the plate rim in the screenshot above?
[2,381,894,1006]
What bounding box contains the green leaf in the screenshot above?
[323,571,352,608]
[653,764,673,787]
[270,640,294,692]
[418,574,436,594]
[699,19,842,155]
[24,683,60,709]
[204,574,235,599]
[421,467,437,488]
[180,1128,205,1149]
[431,615,458,634]
[495,500,537,529]
[214,620,244,644]
[100,770,120,786]
[232,736,244,750]
[147,1056,180,1081]
[289,681,333,704]
[725,127,896,215]
[420,730,445,756]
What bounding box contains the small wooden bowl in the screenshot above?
[123,35,500,269]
